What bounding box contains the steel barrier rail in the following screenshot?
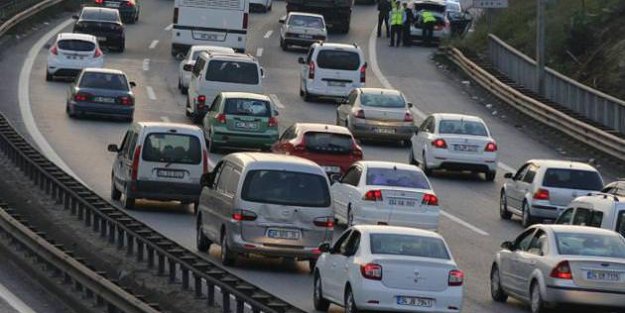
[0,203,164,313]
[0,0,65,37]
[445,47,625,163]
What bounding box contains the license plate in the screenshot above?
[105,1,120,7]
[298,34,313,39]
[328,81,346,87]
[156,169,185,179]
[93,96,115,103]
[387,198,416,207]
[322,166,341,173]
[97,36,107,42]
[373,128,395,134]
[267,229,300,240]
[66,55,84,60]
[453,144,478,152]
[235,121,258,130]
[397,296,433,307]
[586,270,621,282]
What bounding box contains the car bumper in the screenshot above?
[212,131,278,149]
[305,80,363,98]
[228,232,322,259]
[47,58,104,76]
[529,203,566,219]
[355,280,463,312]
[284,35,325,47]
[428,150,497,172]
[69,101,134,118]
[544,285,625,307]
[352,206,440,231]
[128,180,201,202]
[350,122,416,141]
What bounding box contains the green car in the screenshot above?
[203,92,279,152]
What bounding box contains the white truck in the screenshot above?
[171,0,249,56]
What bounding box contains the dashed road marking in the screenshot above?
[269,94,285,109]
[164,24,173,31]
[263,30,273,39]
[142,58,150,71]
[146,86,157,100]
[160,116,171,122]
[256,48,263,57]
[149,40,159,49]
[440,211,490,236]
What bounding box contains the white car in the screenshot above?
[177,45,235,94]
[409,113,498,181]
[314,225,464,313]
[331,161,440,230]
[46,33,104,81]
[279,12,327,51]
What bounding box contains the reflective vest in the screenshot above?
[422,11,436,23]
[390,8,403,25]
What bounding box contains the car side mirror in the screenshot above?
[504,173,513,179]
[183,64,193,71]
[107,144,119,153]
[318,242,331,253]
[72,14,79,20]
[501,241,514,251]
[260,67,265,78]
[298,57,306,64]
[407,102,413,108]
[279,16,286,24]
[129,81,136,88]
[273,109,280,116]
[200,172,215,187]
[329,174,341,185]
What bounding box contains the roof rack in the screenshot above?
[585,192,619,202]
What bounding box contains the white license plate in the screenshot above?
[328,81,346,87]
[93,96,115,103]
[66,55,84,60]
[397,296,433,307]
[105,2,120,7]
[387,198,416,207]
[156,169,185,179]
[97,37,107,42]
[235,121,258,130]
[298,34,313,39]
[453,144,478,152]
[587,271,621,281]
[373,128,395,134]
[322,166,341,173]
[267,229,301,240]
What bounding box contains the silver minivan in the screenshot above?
[556,193,625,237]
[108,122,208,210]
[195,152,334,272]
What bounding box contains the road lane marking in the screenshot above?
[263,30,273,38]
[0,281,38,313]
[18,18,85,184]
[440,210,489,236]
[142,58,150,71]
[160,116,171,122]
[256,48,263,57]
[269,94,285,109]
[146,86,157,100]
[164,24,173,31]
[149,40,159,49]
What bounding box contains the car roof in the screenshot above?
[526,159,597,171]
[359,88,401,96]
[353,225,444,239]
[80,7,119,18]
[288,12,324,19]
[431,113,483,122]
[136,122,202,133]
[189,45,235,53]
[82,68,126,75]
[314,42,361,51]
[57,32,97,42]
[225,153,327,175]
[359,161,421,171]
[220,92,270,101]
[294,123,352,135]
[413,0,446,5]
[201,51,257,61]
[539,224,621,236]
[570,194,625,209]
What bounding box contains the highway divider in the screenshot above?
[0,0,66,37]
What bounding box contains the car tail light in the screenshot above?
[122,0,134,7]
[448,269,464,286]
[360,64,366,83]
[215,114,226,124]
[268,116,278,128]
[404,111,413,122]
[533,188,550,200]
[308,62,315,79]
[363,190,383,201]
[119,96,133,106]
[74,92,91,102]
[93,47,103,58]
[173,7,178,24]
[197,95,206,110]
[95,0,103,4]
[485,142,497,152]
[202,149,209,173]
[130,145,141,181]
[50,44,58,55]
[550,261,572,280]
[313,217,335,228]
[243,12,248,29]
[360,263,382,280]
[354,109,365,119]
[422,193,439,206]
[432,139,447,149]
[232,209,257,221]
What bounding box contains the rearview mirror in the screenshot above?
[329,174,341,185]
[72,14,79,20]
[501,241,513,251]
[107,144,119,152]
[273,109,280,116]
[183,64,193,71]
[318,242,331,253]
[279,16,286,24]
[298,57,306,65]
[504,172,513,179]
[260,67,265,78]
[129,81,136,88]
[200,172,215,187]
[407,102,413,108]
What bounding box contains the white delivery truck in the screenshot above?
[171,0,249,56]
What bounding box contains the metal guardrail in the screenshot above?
[0,203,164,313]
[0,0,65,37]
[445,47,625,163]
[487,34,625,135]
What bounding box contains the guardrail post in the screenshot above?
[71,199,77,215]
[157,253,165,275]
[236,298,244,313]
[117,228,124,250]
[222,291,231,313]
[194,274,202,298]
[147,247,155,268]
[182,267,189,290]
[108,222,115,244]
[93,214,99,232]
[100,218,107,238]
[63,193,70,210]
[168,259,176,283]
[85,207,91,227]
[207,281,215,306]
[77,204,84,220]
[126,233,134,256]
[137,241,144,262]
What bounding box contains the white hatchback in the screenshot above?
[46,33,104,81]
[331,161,440,230]
[410,113,498,181]
[314,225,464,313]
[177,45,235,94]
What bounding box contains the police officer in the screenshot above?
[402,2,413,47]
[389,0,403,47]
[420,9,436,45]
[377,0,391,37]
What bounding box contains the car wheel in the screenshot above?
[499,192,512,220]
[313,274,330,311]
[110,175,121,201]
[220,232,236,266]
[409,149,417,165]
[522,201,533,228]
[280,38,287,51]
[490,265,508,302]
[344,287,359,313]
[117,42,125,53]
[45,70,53,81]
[181,86,188,95]
[421,152,432,176]
[196,217,212,252]
[530,282,546,313]
[303,90,314,102]
[485,171,496,181]
[122,193,135,210]
[66,104,76,118]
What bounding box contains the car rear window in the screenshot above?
[142,133,201,164]
[241,170,330,207]
[205,60,259,85]
[360,93,405,108]
[81,9,119,22]
[370,234,450,259]
[58,39,95,52]
[446,2,461,12]
[542,169,603,190]
[555,232,625,258]
[316,50,360,71]
[79,72,128,90]
[438,120,488,136]
[224,98,271,117]
[366,168,431,189]
[304,132,353,154]
[289,15,324,28]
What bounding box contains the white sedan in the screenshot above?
[177,45,235,94]
[409,113,498,181]
[331,161,439,231]
[46,33,104,81]
[314,225,464,313]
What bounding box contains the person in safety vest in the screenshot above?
[402,2,413,47]
[377,0,391,37]
[389,0,403,47]
[419,9,437,45]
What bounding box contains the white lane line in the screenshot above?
[142,58,150,71]
[269,94,285,109]
[0,281,38,313]
[164,24,173,31]
[18,18,86,185]
[160,116,171,123]
[440,210,489,236]
[149,40,159,49]
[263,30,273,39]
[256,48,263,57]
[146,86,157,100]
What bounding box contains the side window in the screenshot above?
[192,57,205,76]
[126,132,139,160]
[119,131,130,156]
[306,47,314,63]
[343,231,361,256]
[522,165,538,183]
[527,230,548,256]
[514,164,531,181]
[426,118,436,133]
[210,96,221,111]
[615,211,625,237]
[572,208,603,227]
[341,166,361,186]
[514,228,536,251]
[419,117,432,132]
[225,168,241,195]
[555,208,574,224]
[347,91,358,105]
[210,161,225,188]
[215,164,233,192]
[332,230,353,253]
[280,126,295,141]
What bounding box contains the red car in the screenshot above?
[272,123,363,177]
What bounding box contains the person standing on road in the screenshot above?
[377,0,391,38]
[419,9,437,46]
[402,2,413,47]
[389,0,403,47]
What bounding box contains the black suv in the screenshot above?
[73,7,125,52]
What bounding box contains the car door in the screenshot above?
[112,130,130,191]
[335,230,361,296]
[188,57,206,112]
[120,130,139,193]
[500,228,535,293]
[201,161,227,242]
[554,208,574,224]
[323,229,353,300]
[505,163,531,210]
[506,228,536,294]
[337,90,357,125]
[301,47,314,88]
[412,116,434,162]
[203,95,222,138]
[516,229,548,299]
[332,166,361,222]
[343,166,363,221]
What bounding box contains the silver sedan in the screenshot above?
[490,224,625,313]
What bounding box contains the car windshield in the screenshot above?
[241,170,330,207]
[142,133,201,164]
[360,93,405,108]
[79,72,128,90]
[370,234,450,259]
[366,168,431,189]
[438,120,488,136]
[205,60,259,85]
[316,50,360,71]
[81,9,118,22]
[224,98,271,117]
[304,132,353,154]
[58,39,95,52]
[289,15,324,28]
[542,169,603,190]
[446,2,460,12]
[555,232,625,258]
[190,49,233,61]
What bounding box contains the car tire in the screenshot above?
[66,104,76,118]
[220,232,236,266]
[313,273,330,311]
[196,217,212,252]
[409,149,417,165]
[522,201,533,228]
[421,152,432,176]
[280,38,288,51]
[485,171,496,181]
[111,176,121,201]
[117,42,125,53]
[303,90,314,102]
[530,281,546,313]
[123,194,135,210]
[181,86,188,95]
[499,191,512,220]
[490,265,508,302]
[344,287,359,313]
[45,70,53,82]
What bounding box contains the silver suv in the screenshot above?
[499,159,603,227]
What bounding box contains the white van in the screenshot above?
[186,52,264,123]
[108,122,208,210]
[171,0,248,56]
[555,194,625,237]
[298,42,366,101]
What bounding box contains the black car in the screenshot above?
[66,68,136,121]
[73,7,125,52]
[92,0,140,24]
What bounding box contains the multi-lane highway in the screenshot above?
[0,0,620,312]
